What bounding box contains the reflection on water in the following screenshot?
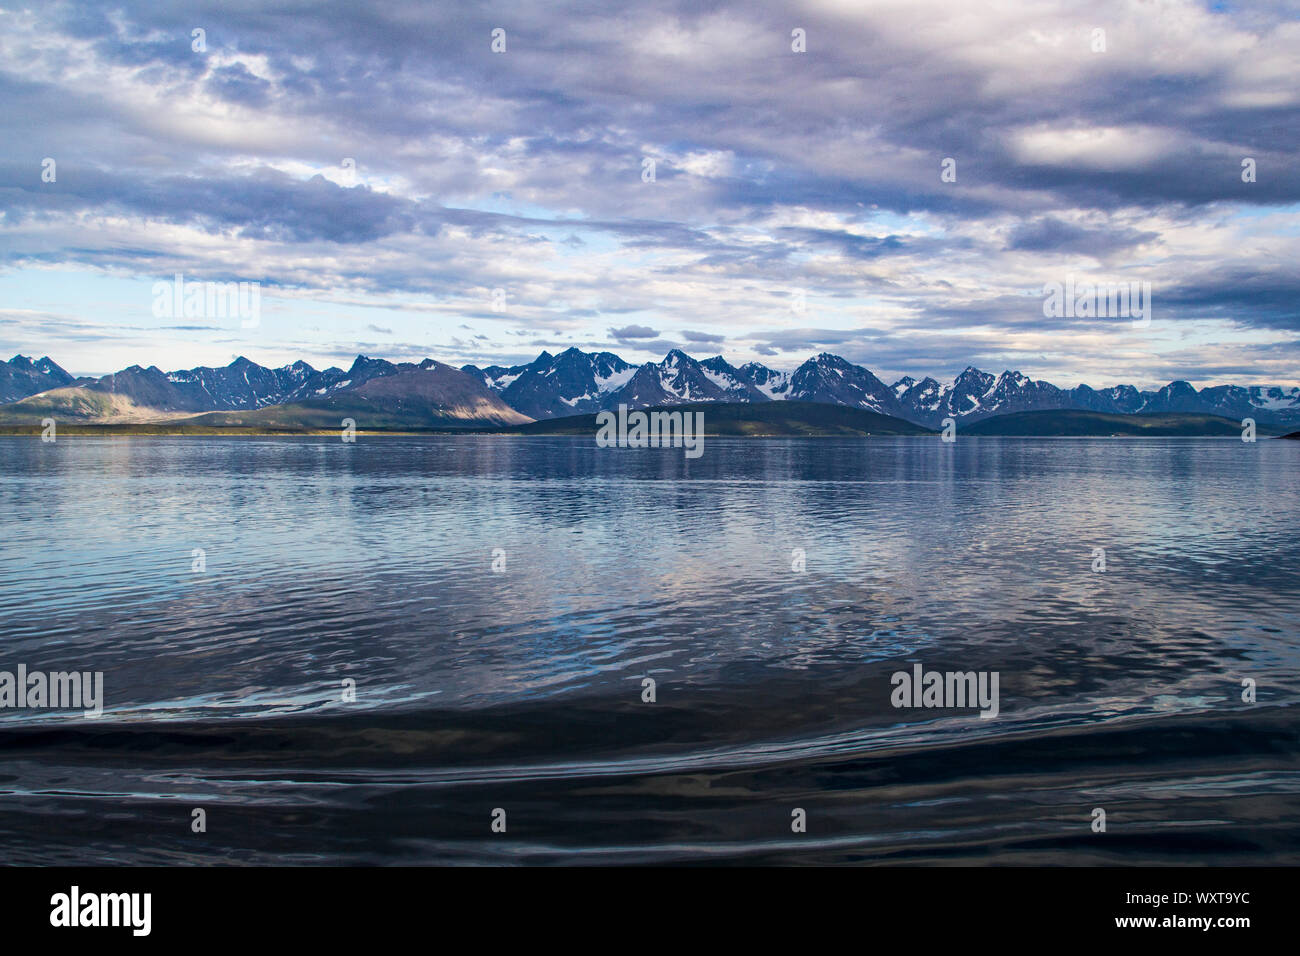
[0,436,1296,863]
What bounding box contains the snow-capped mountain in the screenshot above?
[614,349,758,409]
[739,362,791,400]
[0,354,74,403]
[0,354,525,426]
[5,348,1298,428]
[1195,384,1300,421]
[70,356,359,413]
[942,367,998,419]
[881,368,1071,426]
[469,349,911,419]
[463,348,771,418]
[1139,380,1203,414]
[888,368,1300,427]
[783,353,904,415]
[461,347,635,419]
[893,376,942,417]
[1068,384,1146,415]
[698,356,770,402]
[464,348,1300,427]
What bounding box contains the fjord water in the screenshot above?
[0,436,1296,865]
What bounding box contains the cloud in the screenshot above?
[0,0,1295,384]
[608,324,659,340]
[1005,217,1158,256]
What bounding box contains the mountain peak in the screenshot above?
[954,366,992,386]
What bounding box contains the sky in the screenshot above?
[0,0,1297,388]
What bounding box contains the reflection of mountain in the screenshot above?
[509,400,932,437]
[961,410,1275,437]
[4,349,1299,429]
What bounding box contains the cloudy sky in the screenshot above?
[1,0,1297,387]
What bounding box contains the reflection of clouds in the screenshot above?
[2,434,1298,723]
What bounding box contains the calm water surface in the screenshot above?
[0,436,1296,864]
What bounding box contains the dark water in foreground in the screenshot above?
[0,436,1296,865]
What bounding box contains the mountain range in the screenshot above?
[0,354,526,427]
[2,349,1298,429]
[465,348,1300,427]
